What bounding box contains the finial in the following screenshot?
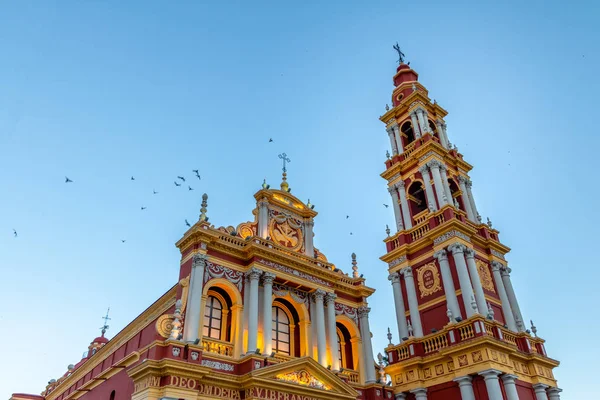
[387,327,393,345]
[385,224,391,237]
[100,307,111,337]
[199,193,209,222]
[307,199,315,210]
[470,295,478,314]
[262,179,270,190]
[392,42,405,64]
[386,150,391,160]
[487,302,495,320]
[169,299,183,340]
[447,308,454,324]
[278,153,291,192]
[477,213,483,223]
[407,319,414,337]
[428,202,435,212]
[453,198,460,209]
[385,104,390,111]
[487,217,493,228]
[412,83,417,92]
[351,253,359,278]
[530,320,537,337]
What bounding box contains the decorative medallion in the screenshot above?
[268,211,303,251]
[237,222,255,239]
[156,314,174,339]
[423,368,431,378]
[521,363,529,374]
[435,364,444,376]
[406,370,415,381]
[395,374,403,384]
[447,361,455,372]
[416,262,442,298]
[476,260,495,292]
[472,351,483,363]
[458,355,468,367]
[275,370,331,390]
[501,354,508,364]
[491,350,498,361]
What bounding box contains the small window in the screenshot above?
[109,390,115,400]
[203,295,223,340]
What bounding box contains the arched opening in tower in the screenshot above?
[428,120,439,142]
[407,182,427,218]
[448,179,464,211]
[401,121,415,147]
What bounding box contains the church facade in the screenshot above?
[11,58,561,400]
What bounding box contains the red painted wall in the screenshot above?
[428,381,462,400]
[78,369,134,400]
[516,380,536,400]
[420,303,449,334]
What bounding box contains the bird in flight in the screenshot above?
[141,206,147,210]
[153,190,158,194]
[269,138,273,142]
[346,215,349,219]
[13,229,17,238]
[174,181,181,187]
[193,170,201,180]
[121,239,126,243]
[350,232,353,235]
[185,219,191,227]
[383,204,389,208]
[131,176,135,181]
[65,176,73,183]
[188,186,194,191]
[177,176,185,182]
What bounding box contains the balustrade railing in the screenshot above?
[202,338,234,357]
[423,332,448,353]
[339,369,360,384]
[459,324,475,341]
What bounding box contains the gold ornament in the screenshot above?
[476,260,495,292]
[156,314,174,339]
[417,262,442,298]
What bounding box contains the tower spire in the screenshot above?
[100,307,111,337]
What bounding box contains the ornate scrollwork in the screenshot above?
[268,211,304,251]
[416,262,442,298]
[156,314,174,339]
[476,260,495,292]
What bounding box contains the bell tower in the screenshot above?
[381,53,562,400]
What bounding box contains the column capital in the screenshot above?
[500,266,512,276]
[427,159,442,170]
[433,249,448,262]
[501,374,518,384]
[491,261,504,272]
[400,266,413,278]
[388,272,401,284]
[533,383,549,392]
[418,164,430,174]
[478,369,502,380]
[394,394,407,400]
[262,272,276,285]
[324,292,337,305]
[245,267,262,281]
[458,175,469,184]
[357,306,371,318]
[547,387,562,396]
[448,242,467,255]
[453,375,473,385]
[394,180,406,189]
[464,247,475,259]
[192,253,209,268]
[409,387,427,396]
[388,186,396,194]
[466,180,474,189]
[312,288,326,302]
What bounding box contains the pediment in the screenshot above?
[243,357,358,399]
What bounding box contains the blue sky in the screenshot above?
[1,1,598,398]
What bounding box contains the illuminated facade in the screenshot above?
[10,59,562,400]
[381,63,562,400]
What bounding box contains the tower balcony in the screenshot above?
[384,315,559,391]
[384,205,502,253]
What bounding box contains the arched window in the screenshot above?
[337,323,354,370]
[428,120,439,140]
[203,295,223,340]
[272,306,291,355]
[337,332,344,367]
[448,179,464,211]
[401,121,415,147]
[407,181,427,219]
[109,390,115,400]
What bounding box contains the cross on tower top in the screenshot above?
[278,153,291,173]
[100,307,111,337]
[393,42,405,64]
[278,153,291,192]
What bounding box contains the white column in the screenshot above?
[501,374,521,400]
[436,120,449,149]
[428,160,447,206]
[464,248,487,315]
[183,254,208,342]
[410,388,427,400]
[392,123,404,153]
[448,243,478,317]
[419,165,437,211]
[401,267,423,337]
[312,289,328,367]
[410,111,421,138]
[257,198,269,238]
[242,275,250,353]
[466,180,480,221]
[501,267,526,332]
[453,376,476,400]
[442,123,450,147]
[358,306,376,383]
[388,273,409,340]
[387,127,399,155]
[433,250,461,320]
[547,387,562,400]
[533,384,549,400]
[440,166,453,205]
[396,181,412,229]
[246,267,262,352]
[262,272,276,355]
[416,108,429,135]
[325,293,340,371]
[394,394,407,400]
[304,219,314,257]
[458,176,476,221]
[491,261,518,331]
[388,186,404,231]
[479,370,504,400]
